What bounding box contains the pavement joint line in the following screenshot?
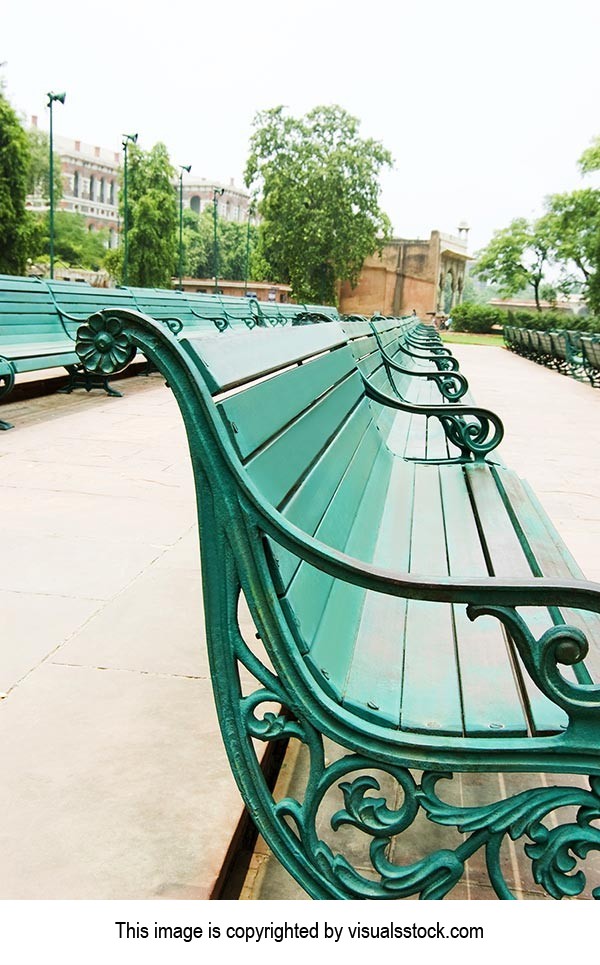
[1,588,107,602]
[2,537,188,696]
[48,662,209,681]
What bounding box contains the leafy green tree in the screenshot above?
[108,142,178,287]
[26,128,63,201]
[32,211,108,269]
[472,216,555,310]
[579,136,600,175]
[542,189,600,289]
[0,90,33,273]
[181,207,259,281]
[245,105,392,303]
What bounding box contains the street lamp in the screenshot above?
[47,91,66,280]
[178,164,192,291]
[244,202,256,295]
[213,186,224,293]
[121,133,138,285]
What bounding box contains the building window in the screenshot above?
[99,178,105,202]
[73,171,79,197]
[89,175,95,201]
[109,181,115,205]
[190,195,201,214]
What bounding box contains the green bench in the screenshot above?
[0,277,267,429]
[0,275,113,430]
[76,307,600,901]
[582,335,600,387]
[342,319,502,461]
[504,326,600,386]
[349,316,469,402]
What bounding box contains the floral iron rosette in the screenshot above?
[76,313,137,375]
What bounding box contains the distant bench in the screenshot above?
[0,276,334,429]
[504,325,600,388]
[75,308,600,901]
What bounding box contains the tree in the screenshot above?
[472,217,555,310]
[32,211,108,269]
[543,189,600,291]
[245,105,392,303]
[181,207,259,281]
[579,135,600,175]
[108,142,178,288]
[0,90,33,273]
[26,128,63,202]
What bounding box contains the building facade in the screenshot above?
[181,176,251,222]
[26,119,251,254]
[338,228,471,319]
[26,117,122,247]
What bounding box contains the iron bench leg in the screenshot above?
[57,364,123,398]
[0,362,15,429]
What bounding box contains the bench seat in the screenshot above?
[75,308,600,901]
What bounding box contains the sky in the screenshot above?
[4,0,600,255]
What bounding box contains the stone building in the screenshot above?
[339,227,471,318]
[181,175,251,222]
[26,119,251,255]
[26,117,122,247]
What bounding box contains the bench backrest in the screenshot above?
[0,276,76,363]
[46,280,138,336]
[181,323,391,657]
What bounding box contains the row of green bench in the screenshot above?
[73,306,600,900]
[0,274,339,429]
[504,326,600,387]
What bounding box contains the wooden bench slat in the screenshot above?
[440,465,529,736]
[181,326,347,394]
[220,347,357,460]
[281,424,388,652]
[305,443,393,699]
[466,464,568,734]
[342,459,415,725]
[246,371,364,508]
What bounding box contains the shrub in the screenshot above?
[450,303,503,333]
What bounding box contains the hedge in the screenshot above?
[450,303,600,333]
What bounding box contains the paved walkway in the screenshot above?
[0,373,257,899]
[1,346,599,901]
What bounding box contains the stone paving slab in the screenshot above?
[242,344,600,901]
[0,375,255,899]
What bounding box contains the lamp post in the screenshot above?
[47,91,66,280]
[121,133,138,285]
[213,186,224,293]
[178,164,192,291]
[244,202,255,295]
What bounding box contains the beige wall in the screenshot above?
[339,231,468,318]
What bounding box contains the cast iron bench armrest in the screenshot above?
[362,376,503,459]
[189,306,229,332]
[376,345,468,400]
[369,319,458,370]
[391,340,459,370]
[405,332,451,355]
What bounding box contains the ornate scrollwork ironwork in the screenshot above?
[467,605,600,729]
[0,357,16,400]
[438,411,504,459]
[242,695,600,898]
[75,312,137,374]
[436,371,468,400]
[230,620,600,901]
